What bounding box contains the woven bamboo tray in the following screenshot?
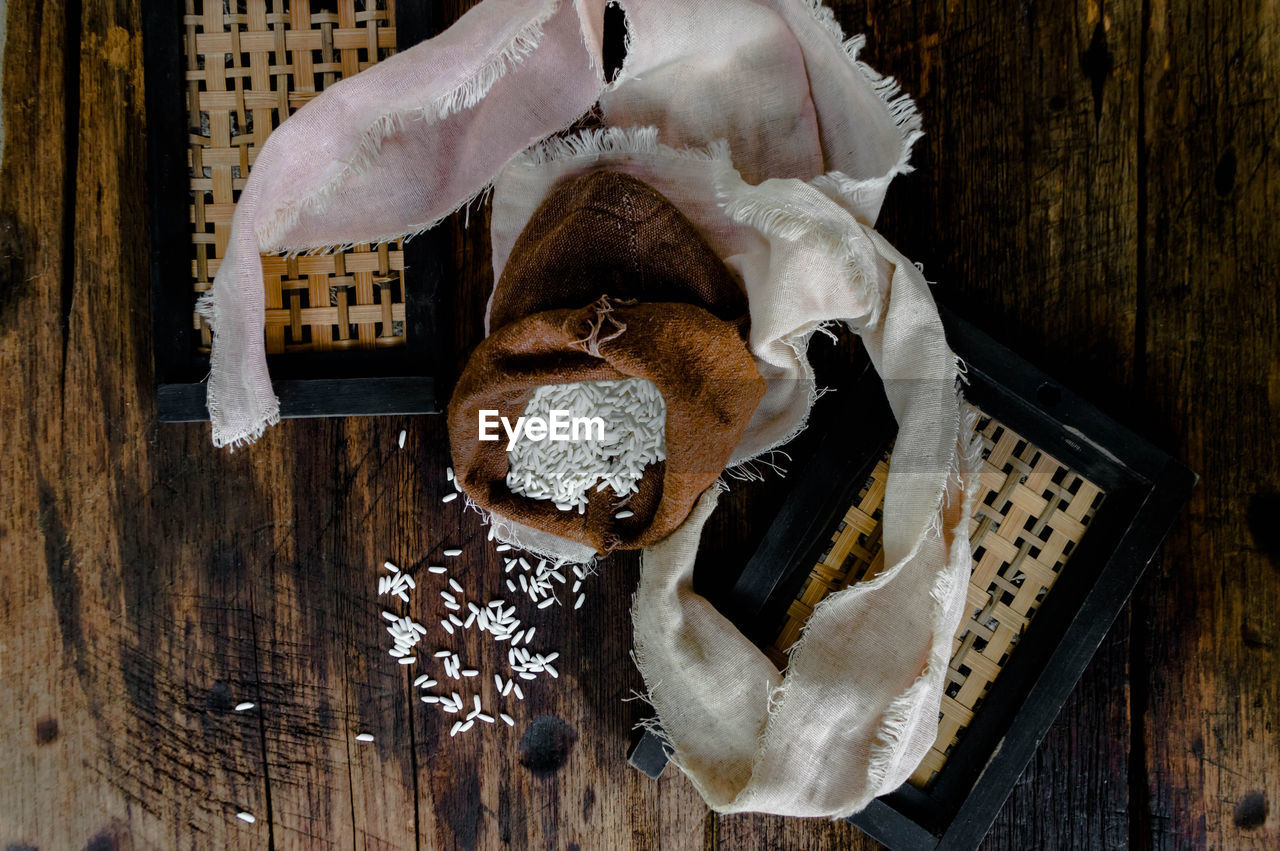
[145,1,448,420]
[184,0,405,354]
[627,309,1194,851]
[766,415,1106,790]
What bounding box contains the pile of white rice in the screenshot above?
[506,378,666,512]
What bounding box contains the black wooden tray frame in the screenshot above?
[627,308,1195,851]
[142,3,451,422]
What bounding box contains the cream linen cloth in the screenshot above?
[200,0,982,819]
[494,137,982,815]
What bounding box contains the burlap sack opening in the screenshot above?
[448,297,765,553]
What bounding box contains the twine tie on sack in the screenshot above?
[568,294,636,358]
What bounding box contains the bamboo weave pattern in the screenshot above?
[185,0,406,354]
[769,414,1106,789]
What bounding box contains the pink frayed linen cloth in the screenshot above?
[201,0,981,819]
[198,0,612,447]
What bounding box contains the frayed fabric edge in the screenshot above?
[724,334,819,471]
[721,448,792,483]
[854,389,984,817]
[809,169,892,225]
[196,285,282,450]
[799,0,924,180]
[255,0,564,252]
[625,648,682,765]
[514,124,732,169]
[711,163,885,330]
[473,497,601,569]
[630,482,735,804]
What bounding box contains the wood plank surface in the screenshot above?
[1137,0,1280,847]
[869,1,1142,848]
[1,1,1276,850]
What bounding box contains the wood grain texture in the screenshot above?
[865,1,1141,848]
[1,2,1275,851]
[1137,0,1280,847]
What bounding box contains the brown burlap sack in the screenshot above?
[488,170,749,330]
[448,171,765,553]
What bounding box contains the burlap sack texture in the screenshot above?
[488,170,750,330]
[448,171,766,552]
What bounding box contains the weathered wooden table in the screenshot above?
[2,1,1276,848]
